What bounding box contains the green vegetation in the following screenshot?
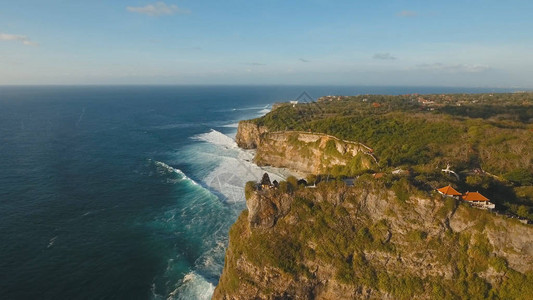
[244,181,257,200]
[250,92,533,220]
[220,180,533,299]
[219,93,533,298]
[255,93,533,174]
[504,168,533,186]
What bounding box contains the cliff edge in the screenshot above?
[235,121,268,149]
[235,121,376,175]
[213,181,533,299]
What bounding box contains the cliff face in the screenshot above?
[214,183,533,299]
[235,121,268,149]
[235,121,376,174]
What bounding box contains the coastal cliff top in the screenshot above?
[214,178,533,299]
[247,93,533,174]
[235,93,533,221]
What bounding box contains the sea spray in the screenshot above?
[191,129,239,150]
[153,127,292,299]
[190,129,286,203]
[1,86,512,299]
[147,160,231,299]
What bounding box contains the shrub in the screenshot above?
[278,181,291,193]
[245,181,257,200]
[504,168,533,186]
[392,178,410,203]
[488,256,508,272]
[287,176,299,191]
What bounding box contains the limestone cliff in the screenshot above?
[213,182,533,299]
[235,121,268,149]
[235,121,376,175]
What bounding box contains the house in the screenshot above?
[437,185,462,199]
[462,191,495,210]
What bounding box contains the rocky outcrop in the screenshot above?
[235,121,268,149]
[236,121,376,174]
[255,132,375,174]
[450,205,533,273]
[246,192,292,229]
[214,184,533,299]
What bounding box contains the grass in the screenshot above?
[250,93,533,220]
[218,180,533,299]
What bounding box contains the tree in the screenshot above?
[517,205,531,219]
[504,169,533,186]
[287,176,299,190]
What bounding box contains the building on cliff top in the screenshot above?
[462,191,495,210]
[437,185,462,199]
[437,186,495,210]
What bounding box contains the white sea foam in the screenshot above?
[203,156,284,203]
[215,105,270,112]
[174,168,199,186]
[168,271,215,300]
[191,129,238,149]
[258,108,271,115]
[189,129,286,203]
[153,160,200,186]
[161,124,292,299]
[47,236,58,248]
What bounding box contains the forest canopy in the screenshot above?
[249,92,533,220]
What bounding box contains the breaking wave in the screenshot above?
[191,129,238,150]
[152,160,200,186]
[189,129,287,203]
[258,108,271,115]
[169,272,215,300]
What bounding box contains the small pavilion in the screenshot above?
[462,192,495,210]
[437,185,462,199]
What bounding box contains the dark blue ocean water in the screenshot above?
[0,85,516,299]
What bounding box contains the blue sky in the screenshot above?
[1,0,532,86]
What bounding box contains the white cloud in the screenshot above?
[397,10,418,17]
[373,53,396,60]
[0,33,38,46]
[416,63,491,73]
[126,2,190,16]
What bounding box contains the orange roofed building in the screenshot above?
[462,191,495,210]
[437,185,462,199]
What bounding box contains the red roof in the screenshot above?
[462,192,489,202]
[437,185,462,196]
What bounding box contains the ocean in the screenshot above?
[0,85,516,299]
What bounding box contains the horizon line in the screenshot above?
[0,83,531,90]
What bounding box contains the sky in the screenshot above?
[1,0,533,87]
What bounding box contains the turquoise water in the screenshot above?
[0,85,515,299]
